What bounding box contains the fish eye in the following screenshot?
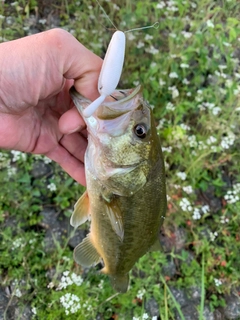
[134,124,147,139]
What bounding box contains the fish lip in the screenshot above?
[69,85,142,117]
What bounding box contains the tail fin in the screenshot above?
[109,274,129,293]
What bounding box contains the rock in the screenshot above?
[203,305,215,320]
[162,255,177,278]
[223,291,240,319]
[175,304,199,320]
[14,305,33,320]
[145,297,160,318]
[160,227,187,253]
[31,160,52,178]
[169,287,189,307]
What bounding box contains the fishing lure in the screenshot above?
[82,2,159,118]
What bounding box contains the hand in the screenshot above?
[0,28,102,185]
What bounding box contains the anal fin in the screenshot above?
[70,191,90,228]
[74,235,101,267]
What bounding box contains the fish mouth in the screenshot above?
[70,85,142,120]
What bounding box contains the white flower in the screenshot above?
[183,185,193,194]
[177,172,187,180]
[192,208,201,220]
[180,123,190,130]
[166,102,175,111]
[31,307,37,315]
[212,107,221,115]
[206,20,214,28]
[172,87,179,99]
[182,78,190,85]
[145,34,153,41]
[181,31,192,39]
[136,288,146,299]
[180,63,189,68]
[206,136,217,145]
[179,198,193,211]
[156,2,166,9]
[188,135,198,148]
[220,216,229,224]
[47,182,57,192]
[210,231,218,241]
[11,150,27,162]
[159,78,166,86]
[220,132,235,149]
[214,278,222,286]
[201,205,210,214]
[142,313,149,319]
[169,72,178,78]
[60,293,81,315]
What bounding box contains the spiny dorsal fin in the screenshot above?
[74,235,101,267]
[70,191,90,228]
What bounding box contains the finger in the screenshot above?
[47,28,103,100]
[59,106,86,134]
[46,145,86,186]
[60,132,87,163]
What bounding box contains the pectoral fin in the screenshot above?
[70,191,90,228]
[105,200,124,242]
[74,235,101,267]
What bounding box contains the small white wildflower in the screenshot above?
[32,307,37,315]
[183,185,193,194]
[179,198,193,212]
[14,288,22,298]
[152,317,158,320]
[60,293,81,315]
[220,132,235,149]
[206,20,214,28]
[187,135,198,148]
[226,79,233,88]
[47,182,57,192]
[180,63,189,68]
[11,150,27,162]
[182,78,190,85]
[47,282,54,289]
[223,42,231,47]
[214,278,222,286]
[127,33,136,41]
[113,4,120,10]
[12,238,24,250]
[220,216,229,224]
[201,205,210,214]
[191,2,197,8]
[133,80,140,86]
[206,136,217,145]
[7,166,17,177]
[43,156,52,164]
[180,123,190,131]
[212,107,221,115]
[187,92,192,96]
[198,141,207,150]
[136,288,146,300]
[157,119,166,129]
[181,31,192,39]
[234,72,240,79]
[219,65,227,70]
[145,45,159,55]
[166,102,175,111]
[210,231,218,241]
[156,1,166,9]
[142,313,149,319]
[169,72,178,78]
[145,34,153,41]
[172,87,179,99]
[192,208,201,220]
[39,19,47,24]
[162,146,172,153]
[159,78,166,86]
[169,33,177,38]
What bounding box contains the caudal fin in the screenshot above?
[109,274,129,293]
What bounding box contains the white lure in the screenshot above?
[82,30,126,118]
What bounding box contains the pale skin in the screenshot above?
[0,28,102,185]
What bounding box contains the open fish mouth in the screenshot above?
[70,85,142,120]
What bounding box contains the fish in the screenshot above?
[70,85,167,293]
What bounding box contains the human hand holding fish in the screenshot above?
[0,28,102,185]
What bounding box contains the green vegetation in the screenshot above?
[0,0,240,319]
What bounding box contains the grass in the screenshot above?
[0,0,240,319]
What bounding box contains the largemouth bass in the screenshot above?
[70,85,166,293]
